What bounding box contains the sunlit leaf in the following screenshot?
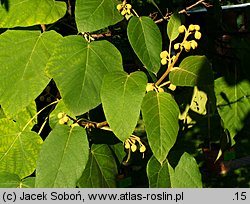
[169,152,202,188]
[36,125,89,187]
[78,144,117,188]
[47,36,123,116]
[75,0,123,32]
[141,91,179,163]
[0,0,66,28]
[167,12,181,41]
[0,30,62,116]
[147,156,171,187]
[101,71,147,141]
[215,77,250,145]
[169,56,213,87]
[127,16,162,74]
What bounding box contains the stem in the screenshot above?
[132,9,139,18]
[154,50,182,86]
[155,29,190,86]
[22,99,60,132]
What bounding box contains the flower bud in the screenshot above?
[174,43,180,50]
[194,31,202,40]
[125,141,130,149]
[161,58,167,65]
[131,144,137,152]
[140,145,146,153]
[57,112,65,119]
[189,24,195,31]
[160,50,168,59]
[117,4,123,11]
[194,25,200,31]
[183,41,191,52]
[190,40,198,49]
[178,25,186,33]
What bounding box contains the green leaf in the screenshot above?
[0,172,21,188]
[78,144,117,188]
[12,101,37,131]
[101,71,147,141]
[0,0,66,28]
[0,30,62,116]
[20,177,35,188]
[0,119,43,178]
[141,92,179,163]
[110,143,126,164]
[127,16,162,74]
[169,56,213,87]
[35,125,89,187]
[75,0,123,32]
[0,106,6,119]
[215,77,250,144]
[47,36,123,115]
[169,152,202,188]
[147,156,171,188]
[167,12,181,41]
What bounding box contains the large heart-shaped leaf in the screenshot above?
[169,56,213,87]
[78,144,117,188]
[147,156,171,188]
[0,0,66,28]
[215,77,250,144]
[0,30,62,116]
[47,36,123,116]
[141,91,179,163]
[36,125,89,187]
[75,0,123,32]
[0,119,43,179]
[169,152,202,188]
[101,71,147,141]
[127,16,162,74]
[167,12,181,41]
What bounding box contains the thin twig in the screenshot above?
[179,0,206,14]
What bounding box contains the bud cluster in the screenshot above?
[175,24,202,52]
[57,112,70,125]
[117,2,132,16]
[124,135,146,162]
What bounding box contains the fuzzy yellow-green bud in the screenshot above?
[146,83,155,92]
[125,4,132,9]
[62,116,69,123]
[161,58,167,65]
[117,4,123,11]
[190,40,198,49]
[183,41,191,52]
[178,25,186,33]
[131,144,137,152]
[168,84,177,91]
[188,24,195,31]
[59,118,65,125]
[194,25,200,31]
[174,43,180,50]
[160,50,168,59]
[194,31,202,40]
[158,87,164,92]
[71,123,79,128]
[125,141,130,149]
[57,112,65,119]
[140,145,146,153]
[121,9,127,15]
